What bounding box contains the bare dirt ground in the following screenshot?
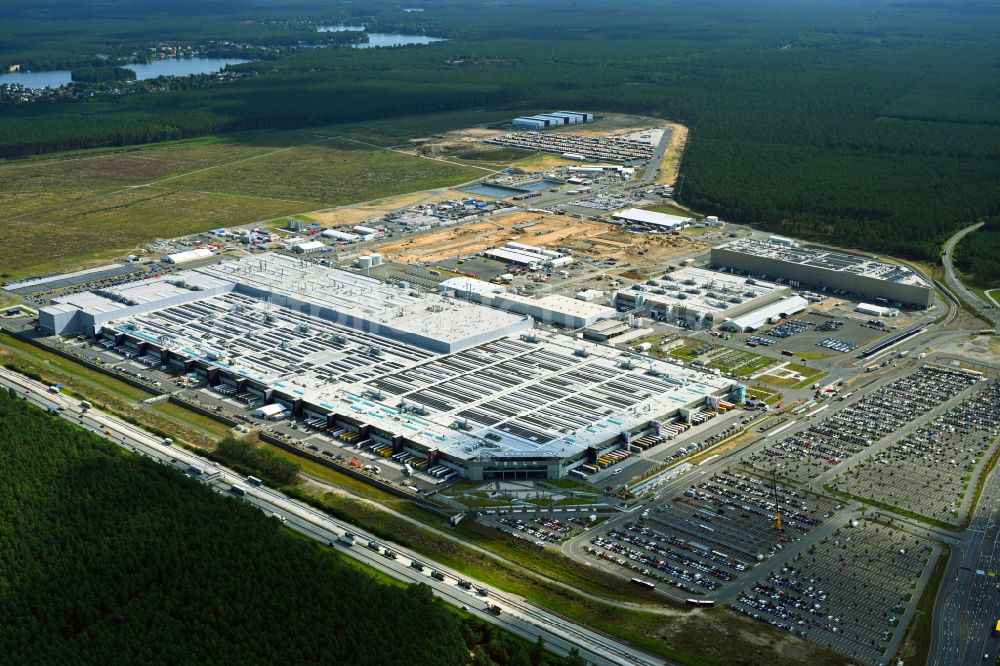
[378,211,704,273]
[308,189,469,227]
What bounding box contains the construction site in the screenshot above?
[377,211,704,275]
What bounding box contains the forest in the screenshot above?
[0,0,998,274]
[0,388,579,666]
[955,217,1000,288]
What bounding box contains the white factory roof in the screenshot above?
[856,303,899,317]
[717,238,932,287]
[612,208,692,228]
[494,293,615,320]
[439,276,506,296]
[321,229,360,241]
[483,247,546,265]
[623,267,788,316]
[255,403,286,418]
[50,272,231,314]
[721,295,808,331]
[164,248,214,264]
[196,253,530,351]
[98,266,733,463]
[292,240,325,251]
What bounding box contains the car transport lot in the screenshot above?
[748,365,983,483]
[583,470,836,596]
[731,520,939,666]
[831,380,1000,526]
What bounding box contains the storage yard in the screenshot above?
[831,380,1000,525]
[747,365,983,483]
[585,470,837,595]
[487,131,656,164]
[731,521,939,666]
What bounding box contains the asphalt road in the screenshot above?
[942,222,998,327]
[0,365,671,666]
[930,469,1000,665]
[642,129,673,184]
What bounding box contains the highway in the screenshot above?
[0,365,670,666]
[930,465,1000,665]
[942,222,998,327]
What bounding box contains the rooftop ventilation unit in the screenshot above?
[520,333,539,343]
[574,347,590,357]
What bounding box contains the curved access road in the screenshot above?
[941,222,998,326]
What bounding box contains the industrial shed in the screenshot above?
[611,208,693,230]
[612,267,790,329]
[719,295,808,332]
[439,276,506,303]
[292,240,325,254]
[163,248,214,264]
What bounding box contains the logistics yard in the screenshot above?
[831,380,1000,526]
[731,521,940,665]
[2,109,999,666]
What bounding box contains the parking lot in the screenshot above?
[752,311,892,356]
[748,365,982,483]
[730,520,939,665]
[832,379,1000,524]
[584,470,836,595]
[481,513,585,547]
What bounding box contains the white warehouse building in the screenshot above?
[719,295,809,332]
[611,208,694,231]
[163,248,214,265]
[512,111,593,130]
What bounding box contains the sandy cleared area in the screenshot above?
[308,189,470,227]
[656,122,689,186]
[378,211,703,273]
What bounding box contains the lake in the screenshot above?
[0,70,72,88]
[354,33,445,48]
[0,58,248,89]
[125,58,249,81]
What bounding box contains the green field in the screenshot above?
[748,386,783,405]
[706,349,776,377]
[0,128,483,278]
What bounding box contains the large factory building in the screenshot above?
[611,267,791,329]
[710,237,933,308]
[38,254,737,480]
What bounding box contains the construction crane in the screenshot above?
[771,467,783,531]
